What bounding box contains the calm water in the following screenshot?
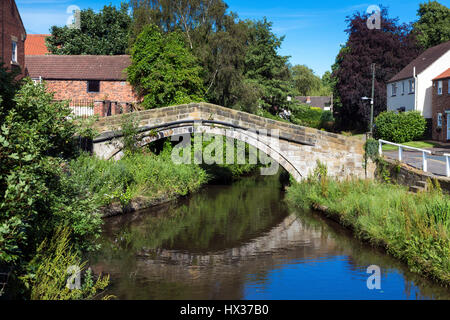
[89,173,450,300]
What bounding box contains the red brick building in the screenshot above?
[0,0,26,73]
[26,55,138,109]
[432,68,450,142]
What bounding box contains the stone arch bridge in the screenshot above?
[92,103,369,182]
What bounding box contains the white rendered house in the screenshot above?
[387,41,450,119]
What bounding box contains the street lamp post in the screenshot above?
[362,63,376,136]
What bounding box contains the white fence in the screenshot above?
[379,139,450,177]
[70,106,94,118]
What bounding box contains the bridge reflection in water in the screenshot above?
[90,174,450,300]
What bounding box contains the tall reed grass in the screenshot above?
[70,148,209,208]
[286,173,450,285]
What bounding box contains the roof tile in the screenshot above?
[25,55,131,81]
[25,35,50,55]
[433,68,450,81]
[388,41,450,83]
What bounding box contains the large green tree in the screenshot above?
[332,8,421,131]
[244,18,291,114]
[127,24,205,109]
[413,1,450,49]
[129,0,249,110]
[46,4,132,55]
[290,65,322,96]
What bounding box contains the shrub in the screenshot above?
[0,79,103,297]
[375,111,426,143]
[291,104,323,129]
[27,227,110,300]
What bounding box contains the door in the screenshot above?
[447,113,450,141]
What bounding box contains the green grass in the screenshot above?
[286,175,450,286]
[381,140,439,152]
[70,149,210,208]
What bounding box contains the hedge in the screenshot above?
[374,111,426,143]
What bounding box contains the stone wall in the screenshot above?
[45,80,138,103]
[380,157,450,193]
[92,103,373,182]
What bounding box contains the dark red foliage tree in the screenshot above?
[332,8,422,131]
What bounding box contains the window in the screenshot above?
[87,80,100,93]
[32,77,42,85]
[391,83,397,96]
[402,81,405,95]
[438,80,443,95]
[11,41,17,63]
[409,79,415,93]
[437,113,443,128]
[448,80,450,94]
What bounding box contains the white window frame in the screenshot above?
[11,40,18,64]
[437,113,443,128]
[391,83,397,96]
[409,79,415,93]
[438,80,443,95]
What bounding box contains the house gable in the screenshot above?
[1,0,27,71]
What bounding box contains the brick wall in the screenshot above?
[1,0,26,74]
[432,78,450,142]
[45,80,138,103]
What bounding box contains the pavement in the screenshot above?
[384,142,450,177]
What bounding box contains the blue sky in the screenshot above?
[16,0,450,77]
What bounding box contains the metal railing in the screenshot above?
[379,139,450,177]
[445,153,450,178]
[68,99,95,119]
[379,139,432,173]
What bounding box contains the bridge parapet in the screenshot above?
[91,103,371,181]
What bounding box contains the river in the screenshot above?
[89,172,450,300]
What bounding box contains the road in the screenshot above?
[384,150,448,177]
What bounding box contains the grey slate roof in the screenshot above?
[388,41,450,83]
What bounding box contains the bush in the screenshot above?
[291,104,323,129]
[0,78,103,298]
[27,227,110,300]
[375,111,426,143]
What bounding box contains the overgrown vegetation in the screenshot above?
[25,228,111,300]
[0,77,105,298]
[286,161,450,285]
[70,146,210,209]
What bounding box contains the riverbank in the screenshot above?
[70,149,209,217]
[286,175,450,286]
[70,145,259,218]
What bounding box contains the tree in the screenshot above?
[129,1,252,110]
[290,65,322,96]
[0,75,102,296]
[413,1,450,49]
[244,18,291,114]
[46,4,132,55]
[332,8,421,131]
[127,24,205,109]
[321,71,333,95]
